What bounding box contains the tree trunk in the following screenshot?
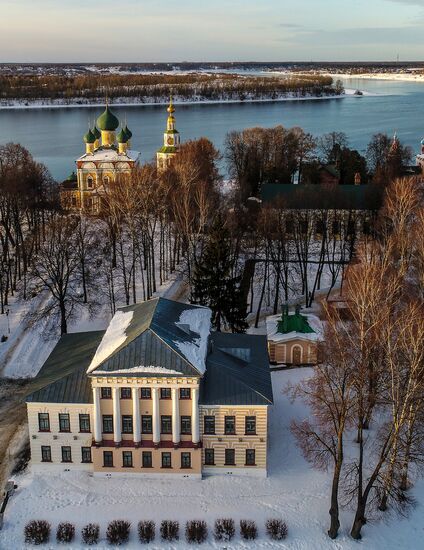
[328,462,342,538]
[350,504,366,540]
[60,300,67,335]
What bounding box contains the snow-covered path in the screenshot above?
[2,369,424,549]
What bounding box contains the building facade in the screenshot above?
[266,305,322,366]
[61,100,183,212]
[60,104,140,214]
[26,298,273,478]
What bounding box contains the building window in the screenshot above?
[81,447,92,463]
[41,446,51,462]
[38,413,50,432]
[160,388,171,399]
[103,451,113,467]
[204,416,215,435]
[181,416,191,435]
[122,451,133,468]
[204,448,215,466]
[103,175,110,185]
[79,414,90,433]
[122,415,133,434]
[61,446,72,463]
[225,448,235,466]
[142,451,152,468]
[246,449,256,466]
[101,387,112,399]
[225,416,236,435]
[121,387,131,399]
[161,415,172,434]
[140,388,151,399]
[180,388,191,400]
[161,452,172,468]
[87,176,94,188]
[59,413,70,433]
[102,415,113,434]
[142,415,152,434]
[181,452,191,469]
[245,416,256,435]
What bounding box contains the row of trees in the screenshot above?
[0,73,340,103]
[291,177,424,540]
[226,128,413,199]
[0,126,410,337]
[25,139,220,334]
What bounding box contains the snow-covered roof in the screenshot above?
[266,312,323,343]
[77,147,140,163]
[87,298,212,377]
[87,310,134,374]
[174,308,211,375]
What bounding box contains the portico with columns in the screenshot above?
[90,375,202,477]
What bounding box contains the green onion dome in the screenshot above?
[117,128,129,143]
[92,126,101,139]
[66,171,77,181]
[83,129,96,143]
[96,105,120,131]
[123,125,132,140]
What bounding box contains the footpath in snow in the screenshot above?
[2,369,424,549]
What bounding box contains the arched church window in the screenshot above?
[87,176,94,189]
[103,175,110,185]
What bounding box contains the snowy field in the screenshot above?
[2,369,424,549]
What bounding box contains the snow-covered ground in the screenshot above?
[0,268,184,380]
[2,369,424,549]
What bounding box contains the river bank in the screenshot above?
[0,92,350,110]
[328,72,424,83]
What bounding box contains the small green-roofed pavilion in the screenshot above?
[277,305,315,334]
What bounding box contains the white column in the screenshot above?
[132,387,141,446]
[192,387,200,446]
[112,387,121,445]
[93,387,102,445]
[172,387,180,447]
[152,387,160,446]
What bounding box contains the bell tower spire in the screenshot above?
[156,96,181,171]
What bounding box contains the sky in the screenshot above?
[1,0,424,62]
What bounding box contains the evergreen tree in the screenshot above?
[191,221,248,333]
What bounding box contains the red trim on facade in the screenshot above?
[92,439,201,449]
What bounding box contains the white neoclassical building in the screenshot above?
[27,298,273,478]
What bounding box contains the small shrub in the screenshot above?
[1,334,8,343]
[185,520,207,544]
[56,522,75,543]
[82,523,100,545]
[160,520,179,541]
[24,520,51,545]
[106,520,131,545]
[240,519,257,540]
[138,520,155,544]
[214,518,235,541]
[266,518,288,540]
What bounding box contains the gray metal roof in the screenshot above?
[25,301,273,408]
[90,298,208,377]
[200,332,273,406]
[26,331,104,404]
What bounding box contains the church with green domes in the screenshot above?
[61,100,181,213]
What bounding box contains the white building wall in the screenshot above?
[27,403,94,471]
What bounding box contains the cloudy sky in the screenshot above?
[1,0,424,62]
